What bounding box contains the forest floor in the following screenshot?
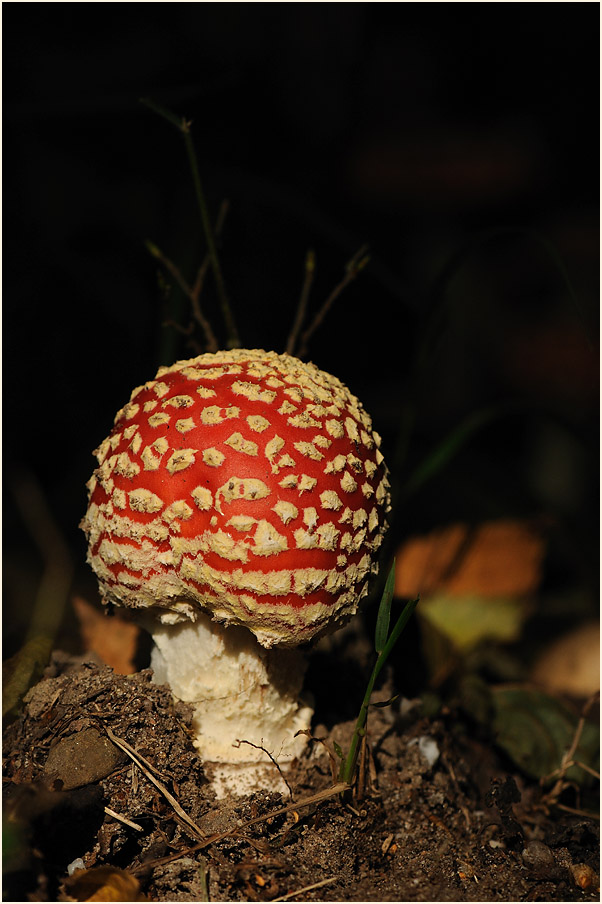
[3,648,599,903]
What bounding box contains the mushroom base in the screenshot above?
[147,612,313,797]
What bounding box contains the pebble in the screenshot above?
[521,841,556,878]
[43,728,126,790]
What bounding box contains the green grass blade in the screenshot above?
[374,560,396,654]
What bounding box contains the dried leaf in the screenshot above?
[395,519,545,599]
[531,620,600,698]
[62,866,145,902]
[418,593,529,653]
[491,686,600,786]
[72,596,139,674]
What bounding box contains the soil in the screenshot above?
[3,649,599,903]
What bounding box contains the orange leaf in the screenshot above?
[395,519,546,599]
[62,866,145,902]
[72,596,139,675]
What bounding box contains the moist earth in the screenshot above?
[3,654,599,902]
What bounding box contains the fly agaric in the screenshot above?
[82,348,390,795]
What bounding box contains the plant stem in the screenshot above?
[141,97,240,349]
[181,124,240,349]
[339,595,419,788]
[286,248,315,356]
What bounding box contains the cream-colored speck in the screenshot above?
[94,437,110,465]
[216,477,270,508]
[230,568,292,596]
[191,486,213,510]
[297,474,317,494]
[128,488,164,514]
[123,424,138,440]
[340,472,358,494]
[202,448,225,468]
[148,412,171,428]
[265,435,285,463]
[253,520,288,556]
[109,433,122,451]
[276,453,296,471]
[143,400,158,412]
[246,415,270,432]
[141,438,168,471]
[361,430,374,448]
[368,509,379,532]
[163,394,194,409]
[176,418,196,433]
[376,479,388,503]
[114,453,140,479]
[303,507,318,530]
[163,500,193,523]
[324,454,346,474]
[129,433,142,455]
[284,386,304,403]
[364,460,377,478]
[345,417,359,443]
[153,381,170,398]
[294,568,327,595]
[294,441,323,461]
[313,434,332,449]
[288,413,321,429]
[294,528,317,549]
[353,508,368,528]
[118,402,140,422]
[278,401,297,415]
[320,490,342,511]
[227,515,257,532]
[317,523,340,550]
[351,529,366,552]
[166,449,196,474]
[347,454,363,473]
[231,381,276,404]
[361,483,375,498]
[279,474,297,489]
[207,530,249,562]
[195,385,217,398]
[325,419,344,438]
[225,432,258,456]
[273,501,299,524]
[113,488,127,510]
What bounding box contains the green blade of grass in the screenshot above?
[374,560,396,654]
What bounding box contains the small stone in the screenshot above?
[43,728,126,790]
[521,840,556,878]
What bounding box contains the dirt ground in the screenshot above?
[3,640,599,903]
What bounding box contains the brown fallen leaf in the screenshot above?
[61,865,145,902]
[395,519,546,600]
[531,620,600,698]
[72,596,139,674]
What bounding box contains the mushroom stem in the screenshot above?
[146,611,313,797]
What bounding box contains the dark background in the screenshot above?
[3,4,599,658]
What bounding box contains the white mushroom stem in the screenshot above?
[147,612,313,797]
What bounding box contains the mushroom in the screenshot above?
[82,348,390,796]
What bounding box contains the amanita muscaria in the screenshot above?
[82,348,390,795]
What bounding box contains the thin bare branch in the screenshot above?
[147,240,219,352]
[296,245,370,358]
[272,877,338,901]
[234,738,293,799]
[286,248,315,356]
[101,722,206,840]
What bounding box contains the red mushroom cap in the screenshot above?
[82,349,390,647]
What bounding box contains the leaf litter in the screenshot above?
[3,649,599,902]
